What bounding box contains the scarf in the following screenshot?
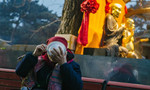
[48,64,62,90]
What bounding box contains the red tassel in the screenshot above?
[77,13,89,46]
[125,5,128,14]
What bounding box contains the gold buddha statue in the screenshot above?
[102,3,127,57]
[103,3,125,46]
[122,18,138,59]
[122,18,135,51]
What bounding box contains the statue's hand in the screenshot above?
[121,23,125,28]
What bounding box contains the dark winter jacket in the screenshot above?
[16,52,83,90]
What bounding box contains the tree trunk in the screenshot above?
[57,0,83,36]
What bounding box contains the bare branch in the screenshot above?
[30,19,60,38]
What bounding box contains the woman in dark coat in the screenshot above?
[16,36,83,90]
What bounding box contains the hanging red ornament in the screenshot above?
[80,0,99,14]
[125,5,128,14]
[77,0,99,46]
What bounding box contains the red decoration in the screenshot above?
[125,5,128,14]
[105,0,113,13]
[105,3,110,13]
[77,13,89,46]
[77,0,99,46]
[80,0,99,14]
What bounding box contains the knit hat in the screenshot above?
[46,36,68,49]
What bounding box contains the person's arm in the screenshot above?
[15,52,38,77]
[16,44,47,77]
[60,62,83,90]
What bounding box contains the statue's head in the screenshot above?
[126,18,135,30]
[110,3,122,18]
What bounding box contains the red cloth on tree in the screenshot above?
[77,0,99,46]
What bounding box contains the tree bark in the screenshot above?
[57,0,83,36]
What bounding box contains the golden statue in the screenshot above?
[122,18,138,59]
[122,18,135,51]
[103,3,125,46]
